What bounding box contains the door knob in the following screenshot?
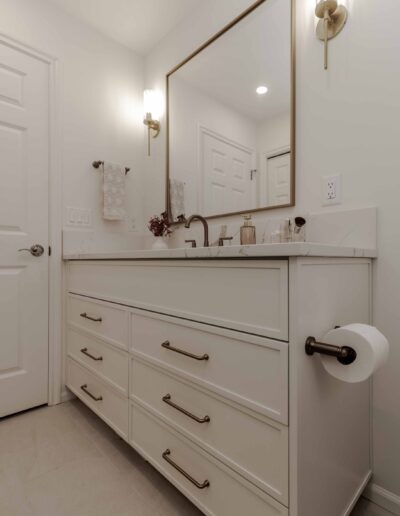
[18,244,45,257]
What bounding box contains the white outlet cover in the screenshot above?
[322,174,342,206]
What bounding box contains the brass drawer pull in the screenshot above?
[80,384,103,401]
[80,347,103,361]
[161,341,209,361]
[162,449,210,489]
[80,312,102,322]
[162,394,210,424]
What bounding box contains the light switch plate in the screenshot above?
[66,207,92,227]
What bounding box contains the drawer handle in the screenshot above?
[80,347,103,361]
[162,394,210,424]
[80,384,103,402]
[162,449,210,489]
[80,312,102,322]
[161,341,209,361]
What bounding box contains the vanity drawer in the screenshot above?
[130,358,288,503]
[67,260,288,340]
[129,402,288,516]
[67,294,129,350]
[131,312,288,423]
[66,358,128,439]
[67,328,129,395]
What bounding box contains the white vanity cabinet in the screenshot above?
[65,256,372,516]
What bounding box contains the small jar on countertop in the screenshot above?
[240,214,256,245]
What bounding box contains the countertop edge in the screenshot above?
[62,243,377,261]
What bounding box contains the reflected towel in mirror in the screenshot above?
[170,178,185,220]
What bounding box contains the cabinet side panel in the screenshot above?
[289,258,372,516]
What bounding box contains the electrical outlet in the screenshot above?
[322,175,342,206]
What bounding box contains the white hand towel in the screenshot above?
[102,161,126,220]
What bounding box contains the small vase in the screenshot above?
[151,236,169,250]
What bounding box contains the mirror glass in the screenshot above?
[167,0,294,222]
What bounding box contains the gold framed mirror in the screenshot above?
[166,0,295,223]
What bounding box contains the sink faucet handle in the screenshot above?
[218,237,233,247]
[185,239,197,248]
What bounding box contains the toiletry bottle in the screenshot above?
[240,214,256,245]
[280,219,291,243]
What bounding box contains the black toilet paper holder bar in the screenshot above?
[305,336,357,365]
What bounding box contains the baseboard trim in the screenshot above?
[364,483,400,514]
[60,386,76,403]
[344,471,372,516]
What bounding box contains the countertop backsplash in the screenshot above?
[62,207,377,256]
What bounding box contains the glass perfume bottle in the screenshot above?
[240,214,256,245]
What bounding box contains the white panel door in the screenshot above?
[266,152,291,206]
[0,42,49,417]
[202,132,253,216]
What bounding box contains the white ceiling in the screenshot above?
[47,0,202,55]
[170,0,291,122]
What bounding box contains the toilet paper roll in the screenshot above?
[320,323,389,383]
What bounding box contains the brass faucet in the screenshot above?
[184,214,209,247]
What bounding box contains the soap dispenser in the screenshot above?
[240,214,256,245]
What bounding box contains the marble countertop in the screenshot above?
[63,242,377,260]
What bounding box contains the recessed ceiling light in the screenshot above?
[256,86,268,95]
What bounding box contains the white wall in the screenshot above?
[256,111,290,155]
[144,0,400,501]
[0,0,145,253]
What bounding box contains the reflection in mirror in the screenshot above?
[167,0,294,222]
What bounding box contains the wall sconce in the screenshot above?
[143,89,162,156]
[315,0,348,70]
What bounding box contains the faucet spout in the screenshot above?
[184,214,209,247]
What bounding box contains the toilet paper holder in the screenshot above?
[305,336,357,365]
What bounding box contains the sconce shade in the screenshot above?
[143,89,163,120]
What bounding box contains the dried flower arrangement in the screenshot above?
[148,211,172,237]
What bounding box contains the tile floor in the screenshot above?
[0,400,394,516]
[351,498,395,516]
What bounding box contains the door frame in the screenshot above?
[0,33,62,406]
[260,145,291,207]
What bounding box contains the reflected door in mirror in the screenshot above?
[202,129,255,217]
[264,152,291,207]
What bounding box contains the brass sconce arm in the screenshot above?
[315,0,348,70]
[143,113,160,156]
